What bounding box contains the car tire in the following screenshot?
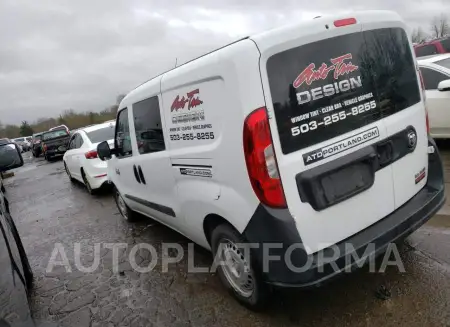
[211,223,270,311]
[81,170,96,195]
[64,162,75,183]
[114,187,139,222]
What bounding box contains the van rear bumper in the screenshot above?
[243,137,445,288]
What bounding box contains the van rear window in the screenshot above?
[267,28,421,154]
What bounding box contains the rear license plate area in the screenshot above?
[296,146,378,211]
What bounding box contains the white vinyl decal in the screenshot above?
[303,127,380,165]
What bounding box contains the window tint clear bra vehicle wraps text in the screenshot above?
[267,28,421,154]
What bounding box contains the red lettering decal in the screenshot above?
[293,53,359,88]
[171,95,189,112]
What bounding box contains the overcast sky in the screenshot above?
[0,0,447,125]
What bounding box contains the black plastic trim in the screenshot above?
[171,164,212,168]
[244,136,445,288]
[297,126,418,211]
[125,194,176,217]
[138,166,146,185]
[133,165,141,184]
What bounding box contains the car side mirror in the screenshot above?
[437,79,450,91]
[0,143,24,172]
[97,141,112,161]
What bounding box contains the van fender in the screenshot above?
[177,181,259,249]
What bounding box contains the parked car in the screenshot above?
[97,11,445,309]
[414,36,450,57]
[8,141,23,153]
[63,121,115,194]
[41,129,71,161]
[13,138,31,152]
[31,133,43,157]
[418,54,450,138]
[0,141,34,325]
[0,138,11,146]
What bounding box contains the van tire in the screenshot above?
[113,187,139,222]
[211,224,270,310]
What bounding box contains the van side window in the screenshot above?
[420,67,449,90]
[132,97,165,154]
[115,108,133,158]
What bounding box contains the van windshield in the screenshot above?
[267,28,421,154]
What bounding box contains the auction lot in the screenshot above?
[5,144,450,327]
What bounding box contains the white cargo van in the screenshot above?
[96,11,445,309]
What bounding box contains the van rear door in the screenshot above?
[253,12,422,254]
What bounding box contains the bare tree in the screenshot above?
[412,27,427,43]
[431,14,449,38]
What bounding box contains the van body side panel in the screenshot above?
[160,40,265,244]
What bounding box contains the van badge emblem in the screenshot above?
[407,129,417,149]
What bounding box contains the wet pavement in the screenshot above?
[4,145,450,327]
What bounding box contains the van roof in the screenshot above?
[121,10,402,107]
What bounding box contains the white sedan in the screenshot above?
[418,54,450,138]
[63,121,115,194]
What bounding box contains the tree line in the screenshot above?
[0,95,126,139]
[412,14,450,43]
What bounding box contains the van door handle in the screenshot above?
[138,166,146,185]
[133,165,141,183]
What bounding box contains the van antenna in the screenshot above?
[174,57,178,68]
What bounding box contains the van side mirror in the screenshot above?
[97,141,112,161]
[0,143,24,172]
[437,79,450,91]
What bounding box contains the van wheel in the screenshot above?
[211,224,270,310]
[114,187,138,222]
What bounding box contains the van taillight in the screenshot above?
[85,150,98,159]
[334,18,357,27]
[243,107,286,208]
[418,69,430,134]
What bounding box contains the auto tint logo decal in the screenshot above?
[171,89,203,112]
[293,53,359,88]
[303,127,380,165]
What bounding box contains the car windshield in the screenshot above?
[15,138,25,142]
[0,138,10,145]
[86,125,115,143]
[42,130,69,140]
[435,58,450,70]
